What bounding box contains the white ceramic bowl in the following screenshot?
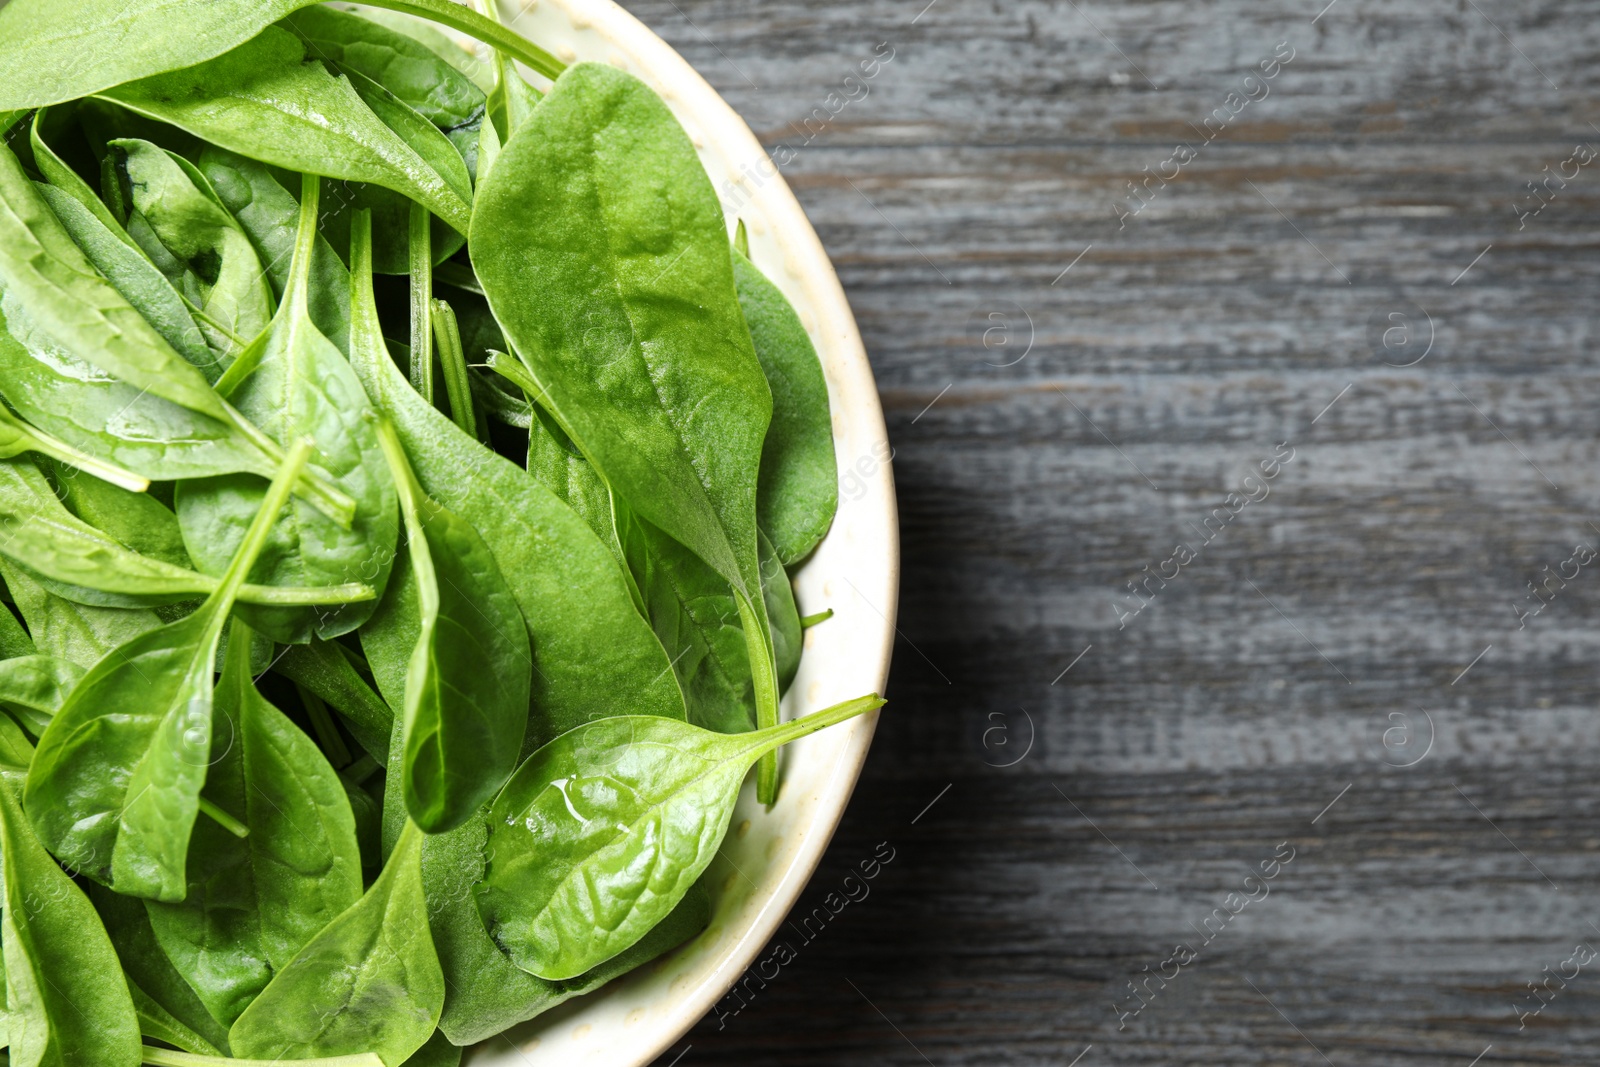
[459,2,899,1064]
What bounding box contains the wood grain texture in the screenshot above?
[625,2,1600,1064]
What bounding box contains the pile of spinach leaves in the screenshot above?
[0,2,874,1063]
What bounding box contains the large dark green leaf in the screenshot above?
[146,621,363,1026]
[100,26,472,237]
[469,62,786,799]
[347,209,685,746]
[0,0,562,109]
[733,249,838,566]
[0,777,143,1067]
[477,695,883,980]
[177,175,397,644]
[24,440,315,900]
[227,819,443,1065]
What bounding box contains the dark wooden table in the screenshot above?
[631,2,1600,1063]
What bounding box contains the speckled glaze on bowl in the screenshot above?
[461,1,899,1064]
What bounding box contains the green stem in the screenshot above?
[17,422,148,492]
[431,298,479,440]
[297,684,352,769]
[408,202,433,402]
[751,693,885,761]
[735,590,783,806]
[362,0,565,80]
[734,217,749,257]
[196,797,248,839]
[243,581,375,606]
[799,608,833,628]
[141,1046,384,1067]
[212,438,315,612]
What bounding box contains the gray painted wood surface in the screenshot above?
[628,2,1600,1064]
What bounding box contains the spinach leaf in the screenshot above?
[0,456,374,609]
[24,438,315,900]
[146,620,363,1027]
[478,694,883,980]
[344,7,497,95]
[0,710,34,768]
[368,419,530,834]
[114,139,274,370]
[177,174,397,644]
[0,656,79,737]
[469,62,786,800]
[273,639,395,763]
[0,557,162,670]
[197,146,352,355]
[0,775,144,1067]
[761,527,802,691]
[50,458,192,568]
[348,209,687,744]
[421,806,712,1045]
[86,880,235,1056]
[0,144,354,522]
[227,819,443,1065]
[0,0,563,109]
[614,503,755,735]
[733,249,838,566]
[32,181,214,383]
[100,26,472,238]
[284,6,487,147]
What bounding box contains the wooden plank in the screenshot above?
[623,1,1600,1063]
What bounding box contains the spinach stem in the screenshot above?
[363,0,565,80]
[430,298,480,440]
[752,693,885,757]
[11,418,148,492]
[141,1045,384,1067]
[799,608,833,628]
[735,590,783,806]
[408,202,433,403]
[297,684,352,769]
[196,797,248,839]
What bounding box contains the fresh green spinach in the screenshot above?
[469,62,787,800]
[227,820,443,1065]
[479,694,882,980]
[24,439,315,900]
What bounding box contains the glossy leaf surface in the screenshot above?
[478,694,883,980]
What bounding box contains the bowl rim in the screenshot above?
[469,1,901,1064]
